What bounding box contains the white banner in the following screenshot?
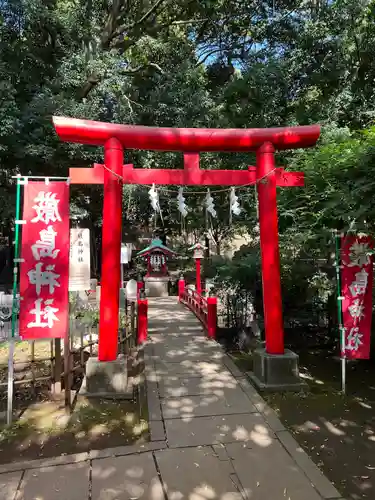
[121,243,134,264]
[69,228,90,291]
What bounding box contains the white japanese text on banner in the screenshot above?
[19,182,70,339]
[341,234,374,359]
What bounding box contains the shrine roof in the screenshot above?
[137,238,177,257]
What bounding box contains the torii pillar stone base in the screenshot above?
[248,348,308,393]
[79,356,132,400]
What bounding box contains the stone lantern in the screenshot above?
[188,242,206,295]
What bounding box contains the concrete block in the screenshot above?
[153,359,226,377]
[154,447,242,500]
[0,472,22,500]
[236,378,286,432]
[144,277,169,297]
[89,441,167,460]
[149,420,165,441]
[277,430,341,499]
[165,413,275,448]
[146,380,163,421]
[223,355,244,378]
[80,356,131,399]
[158,371,238,398]
[226,441,323,500]
[161,389,256,419]
[0,453,89,475]
[259,404,286,432]
[237,376,264,402]
[248,348,308,392]
[91,453,162,500]
[18,462,89,500]
[212,444,230,461]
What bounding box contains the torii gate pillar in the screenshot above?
[99,138,123,361]
[256,142,284,355]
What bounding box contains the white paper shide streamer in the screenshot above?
[148,183,160,213]
[177,187,188,217]
[229,187,241,216]
[205,189,216,218]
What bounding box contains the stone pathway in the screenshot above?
[0,298,344,499]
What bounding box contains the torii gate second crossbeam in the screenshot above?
[53,117,320,363]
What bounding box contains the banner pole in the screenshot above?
[335,230,346,394]
[8,179,22,425]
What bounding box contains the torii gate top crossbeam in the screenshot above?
[53,116,320,152]
[70,163,304,186]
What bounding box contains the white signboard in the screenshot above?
[121,243,133,264]
[69,228,90,291]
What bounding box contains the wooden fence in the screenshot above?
[0,299,137,408]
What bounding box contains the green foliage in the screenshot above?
[278,125,375,244]
[2,0,375,336]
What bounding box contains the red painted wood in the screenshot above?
[137,281,143,299]
[70,163,106,184]
[257,143,284,355]
[195,258,202,295]
[137,299,148,344]
[53,116,320,152]
[180,288,208,329]
[184,152,200,170]
[98,138,123,362]
[178,278,185,302]
[276,169,304,187]
[207,297,217,339]
[69,164,304,187]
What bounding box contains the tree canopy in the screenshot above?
[1,0,375,272]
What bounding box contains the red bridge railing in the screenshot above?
[178,279,217,339]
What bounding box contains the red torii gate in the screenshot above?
[53,117,320,364]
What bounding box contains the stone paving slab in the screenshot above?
[276,430,341,499]
[150,334,218,350]
[0,472,22,500]
[153,359,228,377]
[151,349,224,364]
[148,332,204,343]
[165,413,275,447]
[222,356,246,378]
[146,379,163,421]
[161,389,257,419]
[149,337,223,353]
[16,462,89,500]
[155,447,243,500]
[158,370,240,398]
[91,452,163,500]
[149,420,166,441]
[0,443,167,476]
[226,441,323,500]
[236,377,287,432]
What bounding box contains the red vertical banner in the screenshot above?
[341,234,374,359]
[19,181,70,339]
